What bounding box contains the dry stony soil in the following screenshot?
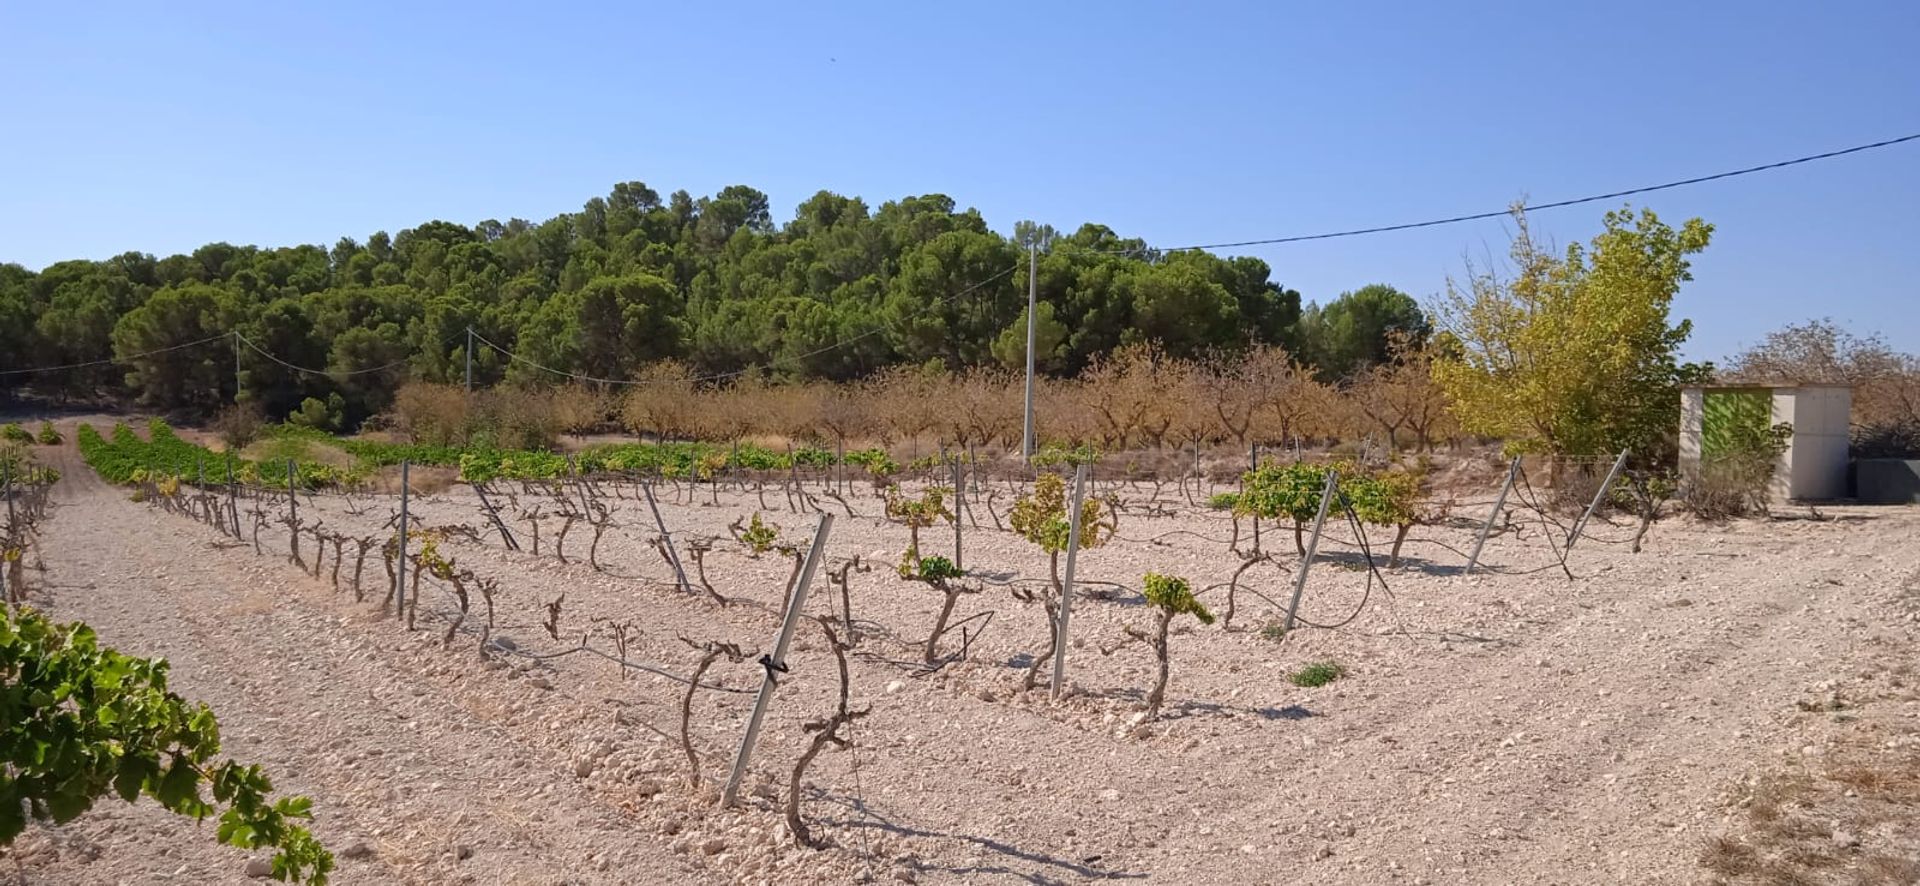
[8,418,1920,885]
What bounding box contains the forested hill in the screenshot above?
[0,182,1426,425]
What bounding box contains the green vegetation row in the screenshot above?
[76,421,357,489]
[75,419,915,488]
[1219,460,1422,530]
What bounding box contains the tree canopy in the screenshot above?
[0,183,1356,424]
[1434,205,1713,459]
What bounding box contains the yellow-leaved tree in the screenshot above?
[1433,205,1713,465]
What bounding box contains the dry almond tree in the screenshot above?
[871,365,945,457]
[620,360,701,442]
[548,383,610,440]
[1080,345,1160,449]
[950,368,1019,452]
[1035,376,1100,448]
[1349,331,1452,453]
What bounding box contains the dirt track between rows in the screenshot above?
[10,421,1920,885]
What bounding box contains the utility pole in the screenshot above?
[1022,243,1037,461]
[232,331,242,405]
[465,326,474,394]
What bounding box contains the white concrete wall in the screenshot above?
[1785,386,1852,501]
[1678,387,1705,480]
[1770,389,1795,503]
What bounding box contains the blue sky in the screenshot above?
[3,1,1916,361]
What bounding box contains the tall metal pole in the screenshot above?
[1283,468,1339,633]
[232,331,242,404]
[721,513,834,807]
[1021,244,1037,461]
[465,326,474,394]
[1568,450,1629,551]
[1466,456,1522,575]
[1050,463,1088,699]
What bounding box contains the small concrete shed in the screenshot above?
[1679,383,1851,503]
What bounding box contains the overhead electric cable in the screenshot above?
[0,333,229,376]
[236,332,412,377]
[1071,131,1920,255]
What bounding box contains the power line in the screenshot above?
[1069,131,1920,256]
[236,332,412,377]
[0,333,229,376]
[472,261,1025,386]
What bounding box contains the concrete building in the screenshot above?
[1679,383,1852,503]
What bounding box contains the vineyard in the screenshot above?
[5,416,1920,884]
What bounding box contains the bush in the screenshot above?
[1290,660,1346,687]
[0,606,333,883]
[1685,422,1791,519]
[1206,492,1240,511]
[287,394,345,433]
[35,422,61,446]
[212,404,265,452]
[1852,419,1920,460]
[389,382,472,447]
[0,424,31,444]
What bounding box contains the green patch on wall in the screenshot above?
[1702,389,1772,460]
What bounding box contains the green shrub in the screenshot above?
[0,606,333,883]
[35,422,62,446]
[1290,660,1346,687]
[0,424,31,444]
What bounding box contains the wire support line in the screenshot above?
[235,332,414,377]
[470,261,1024,387]
[0,333,229,376]
[1065,132,1920,256]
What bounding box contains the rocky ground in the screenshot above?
[7,418,1919,885]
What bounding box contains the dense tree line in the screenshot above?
[0,182,1423,427]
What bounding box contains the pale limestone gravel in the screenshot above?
[11,418,1920,885]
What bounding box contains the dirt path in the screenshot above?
[10,422,1920,885]
[11,440,700,885]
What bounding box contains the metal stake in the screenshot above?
[1249,443,1261,553]
[720,513,834,807]
[1466,456,1522,575]
[950,450,964,571]
[1050,463,1089,699]
[396,460,410,615]
[1568,450,1629,551]
[1283,468,1339,632]
[226,455,239,537]
[641,479,690,595]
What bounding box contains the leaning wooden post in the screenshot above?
[1050,463,1090,700]
[395,460,410,618]
[642,478,691,595]
[1282,468,1339,633]
[1466,456,1522,575]
[720,512,834,808]
[1567,449,1629,551]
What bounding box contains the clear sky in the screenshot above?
[3,1,1916,361]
